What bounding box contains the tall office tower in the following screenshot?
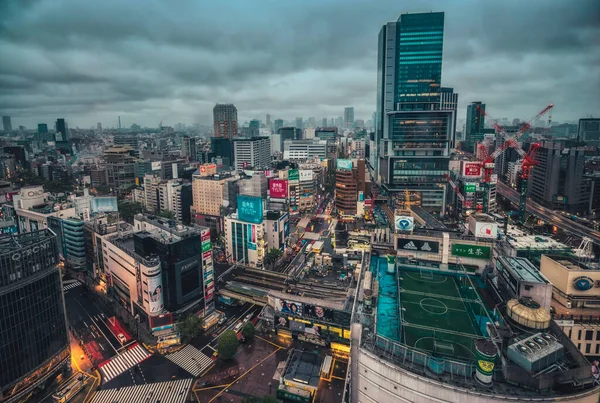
[248,119,260,137]
[2,116,11,132]
[97,122,102,130]
[440,87,458,148]
[322,118,328,127]
[335,116,344,128]
[295,117,304,130]
[373,12,452,215]
[329,118,335,127]
[372,111,376,129]
[182,135,197,161]
[55,118,68,142]
[465,102,486,153]
[274,118,284,134]
[344,107,355,129]
[38,123,48,134]
[0,230,70,402]
[266,114,272,129]
[307,117,316,128]
[213,103,238,138]
[233,136,271,170]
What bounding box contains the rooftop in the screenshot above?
[470,213,495,223]
[498,256,549,283]
[282,350,322,388]
[545,254,597,271]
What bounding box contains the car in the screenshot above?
[117,333,127,345]
[233,322,243,333]
[243,313,253,323]
[218,316,227,325]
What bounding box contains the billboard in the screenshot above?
[337,159,353,170]
[464,183,478,193]
[270,179,288,199]
[147,272,164,313]
[394,216,414,232]
[91,196,118,213]
[304,304,334,322]
[288,169,299,181]
[396,238,439,253]
[452,244,491,259]
[289,319,305,332]
[299,170,313,181]
[274,298,303,316]
[489,174,498,185]
[462,162,482,177]
[151,161,161,171]
[358,191,364,202]
[202,241,211,253]
[238,195,263,224]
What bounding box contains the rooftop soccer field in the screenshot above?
[397,268,489,362]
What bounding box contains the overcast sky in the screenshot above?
[0,0,598,129]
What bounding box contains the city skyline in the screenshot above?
[0,0,598,128]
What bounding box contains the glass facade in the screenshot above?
[395,12,444,110]
[0,230,69,401]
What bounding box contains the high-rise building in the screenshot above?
[248,119,261,137]
[373,11,452,214]
[335,116,344,128]
[266,114,272,129]
[97,122,102,130]
[307,117,316,128]
[0,230,70,402]
[55,118,68,142]
[191,169,235,234]
[213,103,238,138]
[322,118,328,127]
[335,158,367,215]
[104,146,137,195]
[233,136,271,170]
[295,117,304,130]
[283,139,328,161]
[440,87,459,148]
[578,118,600,147]
[182,136,197,161]
[2,116,11,132]
[344,107,355,129]
[274,118,284,134]
[465,102,486,153]
[210,137,234,168]
[528,140,590,214]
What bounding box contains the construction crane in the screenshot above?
[444,173,465,211]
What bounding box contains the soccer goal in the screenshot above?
[420,269,434,280]
[434,339,455,356]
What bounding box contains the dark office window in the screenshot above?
[596,344,600,355]
[596,330,600,341]
[586,330,594,341]
[578,330,582,340]
[586,343,591,354]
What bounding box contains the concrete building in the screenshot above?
[224,213,266,268]
[233,136,271,170]
[315,127,337,141]
[48,216,86,271]
[295,117,303,130]
[578,118,600,147]
[104,146,137,195]
[273,118,284,134]
[182,136,197,161]
[464,102,486,153]
[213,103,238,138]
[283,139,328,161]
[113,135,140,156]
[541,255,600,358]
[191,170,236,234]
[528,141,590,214]
[264,210,289,252]
[238,172,268,199]
[158,180,192,224]
[2,115,11,132]
[11,186,77,233]
[335,159,367,216]
[143,174,162,212]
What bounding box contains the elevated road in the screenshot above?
[496,181,600,245]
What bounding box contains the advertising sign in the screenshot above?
[147,272,164,313]
[289,320,305,332]
[288,169,299,181]
[489,174,498,184]
[275,316,289,329]
[91,197,118,213]
[136,261,143,305]
[202,251,212,260]
[451,244,491,259]
[274,298,303,316]
[304,304,334,322]
[396,238,440,253]
[270,179,288,199]
[358,191,364,202]
[469,219,498,239]
[151,161,162,171]
[299,170,313,181]
[237,195,263,224]
[202,241,211,253]
[336,159,353,170]
[199,163,217,176]
[464,183,478,193]
[201,228,210,240]
[394,216,414,232]
[462,162,482,177]
[201,232,210,242]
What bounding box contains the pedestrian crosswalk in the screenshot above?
[99,343,151,383]
[166,344,214,376]
[63,282,82,292]
[90,378,193,403]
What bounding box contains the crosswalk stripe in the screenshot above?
[99,344,151,383]
[90,378,193,403]
[63,282,82,292]
[165,344,214,376]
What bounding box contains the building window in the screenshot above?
[524,285,532,291]
[578,343,581,350]
[596,344,600,355]
[596,330,600,341]
[586,330,594,341]
[568,329,572,338]
[586,344,591,354]
[578,330,582,340]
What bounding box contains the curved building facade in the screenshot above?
[0,230,70,402]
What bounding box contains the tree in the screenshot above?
[178,314,203,343]
[118,201,143,222]
[265,248,283,268]
[217,330,239,360]
[158,210,176,220]
[241,322,255,341]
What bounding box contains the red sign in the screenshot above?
[270,179,288,199]
[201,233,210,242]
[203,251,212,260]
[463,163,482,177]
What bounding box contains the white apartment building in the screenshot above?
[283,139,328,161]
[233,136,271,170]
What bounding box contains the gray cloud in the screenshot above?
[0,0,598,129]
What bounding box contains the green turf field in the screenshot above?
[398,268,484,361]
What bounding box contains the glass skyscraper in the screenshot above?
[372,12,454,215]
